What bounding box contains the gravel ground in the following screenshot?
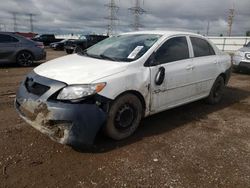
[0,49,250,188]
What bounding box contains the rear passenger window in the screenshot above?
[0,34,18,43]
[155,36,189,64]
[190,37,215,57]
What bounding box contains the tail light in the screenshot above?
[36,42,44,49]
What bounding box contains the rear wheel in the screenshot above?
[104,94,143,140]
[66,49,74,54]
[16,51,34,67]
[205,76,225,104]
[74,46,83,53]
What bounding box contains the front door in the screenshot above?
[0,34,19,62]
[149,36,196,114]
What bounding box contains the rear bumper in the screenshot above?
[15,71,107,146]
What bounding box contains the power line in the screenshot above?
[129,0,146,31]
[105,0,119,36]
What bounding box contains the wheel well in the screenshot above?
[115,90,146,117]
[218,73,226,83]
[16,50,34,60]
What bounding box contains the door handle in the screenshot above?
[186,65,194,70]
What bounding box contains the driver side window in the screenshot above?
[155,36,189,64]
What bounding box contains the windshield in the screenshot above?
[79,35,87,40]
[83,34,162,62]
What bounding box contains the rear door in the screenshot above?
[189,36,220,97]
[0,34,19,62]
[149,36,197,113]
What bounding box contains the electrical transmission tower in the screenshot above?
[29,13,34,32]
[13,12,18,32]
[105,0,119,36]
[129,0,146,31]
[227,8,235,36]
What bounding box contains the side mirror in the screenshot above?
[155,67,165,85]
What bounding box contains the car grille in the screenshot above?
[25,77,50,96]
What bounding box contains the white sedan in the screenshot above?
[15,31,232,147]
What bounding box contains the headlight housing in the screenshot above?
[57,83,106,100]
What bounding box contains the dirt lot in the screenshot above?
[0,49,250,188]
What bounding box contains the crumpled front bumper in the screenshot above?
[15,71,107,146]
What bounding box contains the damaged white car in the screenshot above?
[15,31,231,147]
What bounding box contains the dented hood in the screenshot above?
[34,54,128,84]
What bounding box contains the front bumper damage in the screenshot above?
[15,71,107,146]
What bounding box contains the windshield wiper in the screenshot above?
[100,54,119,62]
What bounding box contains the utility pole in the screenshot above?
[206,21,210,36]
[29,13,34,32]
[13,12,17,32]
[105,0,119,36]
[227,8,235,36]
[129,0,146,31]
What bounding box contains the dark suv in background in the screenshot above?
[32,34,63,46]
[64,34,108,54]
[0,32,46,66]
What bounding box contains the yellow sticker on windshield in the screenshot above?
[127,46,144,59]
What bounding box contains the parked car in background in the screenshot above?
[15,32,37,40]
[15,31,231,147]
[0,32,46,66]
[232,42,250,72]
[50,39,75,51]
[32,34,63,46]
[64,34,108,54]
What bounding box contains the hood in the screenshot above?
[34,54,128,85]
[239,47,250,52]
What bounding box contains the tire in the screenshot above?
[104,94,143,140]
[66,49,73,54]
[16,51,34,67]
[205,76,225,104]
[74,46,83,54]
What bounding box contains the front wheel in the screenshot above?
[205,76,225,104]
[104,94,143,140]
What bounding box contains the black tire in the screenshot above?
[74,46,83,54]
[66,49,73,54]
[205,76,225,104]
[16,51,34,67]
[104,94,143,140]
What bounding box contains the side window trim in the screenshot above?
[186,36,194,58]
[190,36,216,58]
[155,35,190,65]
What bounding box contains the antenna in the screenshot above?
[227,8,235,36]
[129,0,146,31]
[105,0,119,36]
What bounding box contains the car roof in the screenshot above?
[121,30,204,38]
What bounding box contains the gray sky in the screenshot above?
[0,0,249,36]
